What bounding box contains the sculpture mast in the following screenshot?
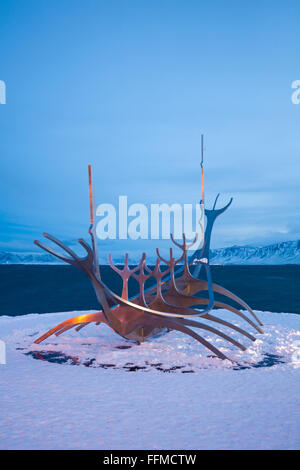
[200,134,205,246]
[88,164,101,280]
[201,134,205,206]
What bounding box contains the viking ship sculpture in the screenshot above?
[34,143,263,361]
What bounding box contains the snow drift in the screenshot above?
[0,309,300,449]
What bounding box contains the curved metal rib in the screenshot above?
[211,283,263,326]
[176,276,263,327]
[34,312,107,344]
[205,301,263,334]
[132,317,229,360]
[75,323,90,332]
[179,318,247,351]
[203,313,256,341]
[157,287,263,334]
[34,240,75,265]
[55,324,78,336]
[43,233,83,261]
[162,319,230,361]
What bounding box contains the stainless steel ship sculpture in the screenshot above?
[34,146,263,360]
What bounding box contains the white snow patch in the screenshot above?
[0,310,299,449]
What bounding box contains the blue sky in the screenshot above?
[0,0,299,255]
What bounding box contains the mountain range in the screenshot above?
[0,239,299,265]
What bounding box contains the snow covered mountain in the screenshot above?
[0,239,299,265]
[209,239,300,265]
[0,251,61,265]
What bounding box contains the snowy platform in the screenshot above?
[0,310,300,449]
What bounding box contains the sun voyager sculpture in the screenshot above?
[34,145,263,361]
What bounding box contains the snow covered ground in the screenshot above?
[0,310,299,449]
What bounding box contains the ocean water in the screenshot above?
[0,264,299,316]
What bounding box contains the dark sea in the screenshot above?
[0,265,299,317]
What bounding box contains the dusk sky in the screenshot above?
[0,0,299,256]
